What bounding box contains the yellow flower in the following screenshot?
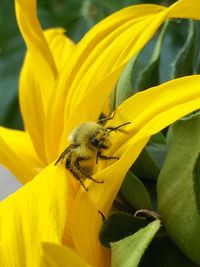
[1,0,200,266]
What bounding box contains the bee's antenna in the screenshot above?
[97,110,116,125]
[107,121,131,133]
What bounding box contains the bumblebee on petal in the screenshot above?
[55,116,131,191]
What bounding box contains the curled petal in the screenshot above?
[15,0,57,102]
[44,28,75,73]
[19,56,47,163]
[59,0,200,154]
[44,29,75,162]
[45,4,167,158]
[59,7,171,152]
[19,28,75,163]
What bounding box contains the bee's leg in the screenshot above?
[74,175,88,191]
[97,153,119,161]
[87,175,104,184]
[75,157,104,184]
[69,167,88,191]
[78,178,88,191]
[54,148,69,166]
[96,150,119,164]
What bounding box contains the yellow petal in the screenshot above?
[59,7,171,152]
[168,0,200,20]
[0,127,43,183]
[15,0,57,105]
[44,28,75,73]
[109,75,200,154]
[0,164,68,267]
[19,55,47,163]
[41,243,91,267]
[56,0,200,156]
[71,75,200,267]
[45,4,168,160]
[43,29,75,162]
[19,28,75,163]
[65,11,166,117]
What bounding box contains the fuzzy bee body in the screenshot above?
[55,120,130,190]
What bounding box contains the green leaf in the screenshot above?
[146,143,167,170]
[172,20,197,78]
[115,55,139,108]
[111,220,161,267]
[149,132,166,145]
[119,171,151,210]
[112,21,169,110]
[109,55,139,111]
[131,133,167,181]
[137,21,169,91]
[158,113,200,265]
[99,212,147,248]
[140,236,198,267]
[131,148,160,181]
[141,180,157,211]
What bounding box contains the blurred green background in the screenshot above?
[0,0,182,130]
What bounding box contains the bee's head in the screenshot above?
[90,127,111,150]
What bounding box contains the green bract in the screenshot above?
[111,220,161,267]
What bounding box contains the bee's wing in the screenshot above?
[54,144,78,165]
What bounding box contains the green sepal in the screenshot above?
[111,220,161,267]
[119,171,151,210]
[137,21,169,91]
[158,113,200,265]
[99,212,147,248]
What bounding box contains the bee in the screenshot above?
[55,115,130,191]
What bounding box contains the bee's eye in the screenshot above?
[91,138,99,147]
